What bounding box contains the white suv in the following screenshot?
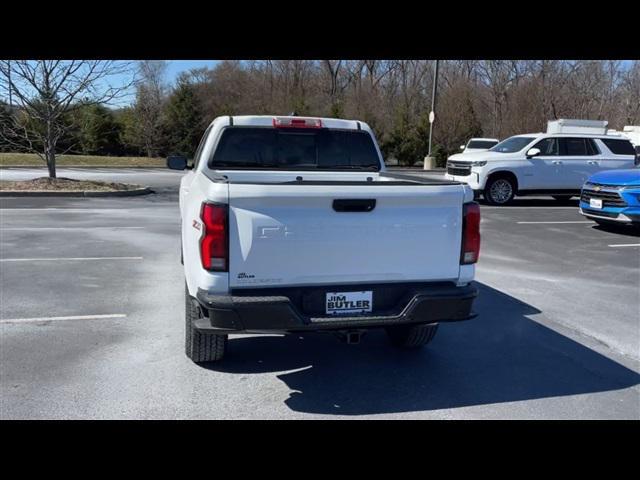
[445,120,637,205]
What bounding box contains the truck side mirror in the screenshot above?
[167,155,189,170]
[526,148,541,158]
[460,145,466,150]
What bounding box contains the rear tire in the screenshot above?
[386,323,439,349]
[484,176,515,205]
[185,284,227,363]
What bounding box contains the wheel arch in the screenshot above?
[485,169,520,193]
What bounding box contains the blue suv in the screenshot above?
[580,169,640,226]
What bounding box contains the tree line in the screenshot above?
[2,60,639,171]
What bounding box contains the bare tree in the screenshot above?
[0,60,134,178]
[620,61,640,124]
[131,61,167,157]
[477,60,524,137]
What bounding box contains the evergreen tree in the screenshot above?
[163,80,203,158]
[71,104,122,155]
[115,107,143,156]
[0,102,21,152]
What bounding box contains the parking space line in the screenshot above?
[608,243,640,248]
[0,256,143,262]
[0,314,126,324]
[2,227,145,231]
[0,208,130,211]
[517,221,593,224]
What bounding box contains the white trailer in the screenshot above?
[546,119,608,135]
[622,126,640,148]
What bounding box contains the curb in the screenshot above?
[388,168,445,173]
[0,187,154,197]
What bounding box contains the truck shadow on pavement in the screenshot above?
[205,283,640,416]
[480,198,580,207]
[591,223,640,237]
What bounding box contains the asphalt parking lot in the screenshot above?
[1,168,639,419]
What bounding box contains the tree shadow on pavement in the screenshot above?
[203,283,640,416]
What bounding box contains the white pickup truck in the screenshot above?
[168,115,480,363]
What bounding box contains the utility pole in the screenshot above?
[424,59,439,170]
[7,60,12,107]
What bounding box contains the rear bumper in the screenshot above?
[193,282,478,334]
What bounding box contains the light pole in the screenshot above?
[425,59,439,170]
[7,60,12,107]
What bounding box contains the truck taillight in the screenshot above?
[461,202,481,265]
[273,117,322,128]
[200,203,228,271]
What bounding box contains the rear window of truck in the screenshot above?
[209,127,381,171]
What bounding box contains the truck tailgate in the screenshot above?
[228,183,465,288]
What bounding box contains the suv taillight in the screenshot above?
[461,202,481,265]
[200,203,228,271]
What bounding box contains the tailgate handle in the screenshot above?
[333,199,376,212]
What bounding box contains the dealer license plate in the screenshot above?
[326,291,373,316]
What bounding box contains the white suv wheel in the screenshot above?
[486,178,515,205]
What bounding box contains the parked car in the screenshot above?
[168,115,480,363]
[579,169,640,226]
[445,119,637,205]
[459,138,499,153]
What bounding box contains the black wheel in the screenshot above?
[386,323,439,349]
[552,195,573,204]
[185,284,227,363]
[484,176,515,205]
